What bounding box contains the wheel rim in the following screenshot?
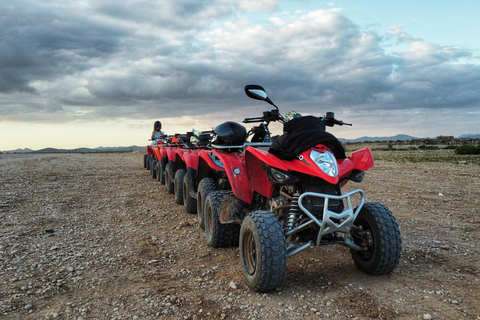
[352,220,374,261]
[242,230,256,275]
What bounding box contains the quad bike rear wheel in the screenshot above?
[156,158,167,185]
[165,161,175,195]
[350,202,402,275]
[196,178,216,230]
[239,210,287,292]
[150,160,158,179]
[183,169,197,214]
[204,191,240,247]
[174,169,185,205]
[143,154,148,168]
[146,156,151,170]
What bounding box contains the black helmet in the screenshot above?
[154,121,162,129]
[213,121,247,146]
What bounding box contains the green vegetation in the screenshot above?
[344,140,480,165]
[455,145,480,155]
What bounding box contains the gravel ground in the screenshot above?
[1,152,479,319]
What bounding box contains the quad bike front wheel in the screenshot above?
[204,190,240,248]
[183,169,197,214]
[350,202,402,275]
[165,162,175,195]
[196,178,216,230]
[174,169,185,205]
[239,210,287,292]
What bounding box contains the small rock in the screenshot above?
[25,304,33,310]
[423,314,432,320]
[229,281,237,289]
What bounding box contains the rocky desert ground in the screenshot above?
[1,151,479,319]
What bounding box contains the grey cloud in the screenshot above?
[0,2,479,137]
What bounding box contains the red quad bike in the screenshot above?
[203,85,402,292]
[144,137,164,179]
[168,131,228,230]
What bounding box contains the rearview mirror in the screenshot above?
[245,84,268,101]
[244,84,278,109]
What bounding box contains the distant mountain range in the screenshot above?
[2,146,144,154]
[338,134,418,143]
[2,133,479,153]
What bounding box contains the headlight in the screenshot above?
[309,149,338,177]
[209,153,224,168]
[262,164,299,184]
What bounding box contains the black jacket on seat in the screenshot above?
[268,116,346,161]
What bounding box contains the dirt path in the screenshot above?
[1,153,479,319]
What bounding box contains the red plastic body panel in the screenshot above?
[244,145,375,199]
[183,149,199,169]
[160,147,167,160]
[246,145,340,185]
[166,147,177,162]
[213,150,254,203]
[337,147,374,180]
[176,148,186,162]
[146,146,155,157]
[198,149,225,171]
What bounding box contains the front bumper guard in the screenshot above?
[285,189,366,257]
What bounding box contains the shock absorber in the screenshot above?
[286,192,301,232]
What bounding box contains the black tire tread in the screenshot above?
[197,178,216,230]
[240,210,287,292]
[165,162,175,195]
[174,169,185,205]
[183,170,197,213]
[350,202,402,275]
[205,190,240,248]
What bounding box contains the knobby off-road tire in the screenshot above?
[150,160,158,179]
[183,169,197,214]
[204,191,240,248]
[165,162,175,195]
[143,154,148,169]
[239,210,287,292]
[350,202,402,275]
[174,169,185,205]
[146,156,151,170]
[156,158,167,185]
[196,178,216,230]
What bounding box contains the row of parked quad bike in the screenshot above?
[142,85,402,292]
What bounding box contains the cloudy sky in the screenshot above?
[1,0,479,150]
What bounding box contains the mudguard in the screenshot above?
[166,147,177,162]
[337,147,374,179]
[146,146,155,157]
[160,147,167,160]
[212,150,254,203]
[198,150,225,171]
[176,148,186,162]
[183,149,199,170]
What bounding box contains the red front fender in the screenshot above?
[213,150,254,203]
